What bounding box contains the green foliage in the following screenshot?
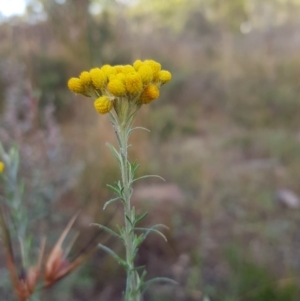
[0,143,33,298]
[227,59,300,129]
[220,247,300,301]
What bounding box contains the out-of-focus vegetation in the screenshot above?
[1,0,300,300]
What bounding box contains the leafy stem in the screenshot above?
[116,115,141,301]
[100,104,175,300]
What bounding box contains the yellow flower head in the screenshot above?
[90,68,107,90]
[101,64,116,79]
[125,72,143,95]
[68,59,171,116]
[0,161,4,174]
[94,96,113,114]
[107,79,126,96]
[139,84,160,104]
[68,78,86,95]
[114,65,124,74]
[116,73,126,83]
[138,65,153,85]
[79,71,92,86]
[133,60,143,71]
[145,60,161,81]
[158,70,172,84]
[123,65,135,74]
[109,73,126,82]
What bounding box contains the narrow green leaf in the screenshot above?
[134,224,169,241]
[116,181,124,194]
[136,224,169,231]
[129,162,140,181]
[129,127,150,134]
[117,225,126,241]
[142,277,178,293]
[103,197,122,210]
[128,162,133,177]
[130,265,146,272]
[132,174,165,183]
[146,228,167,241]
[98,243,127,267]
[132,233,145,253]
[130,161,139,173]
[108,111,118,126]
[107,184,122,196]
[125,215,133,226]
[134,212,148,226]
[91,224,121,239]
[140,270,147,283]
[106,143,121,163]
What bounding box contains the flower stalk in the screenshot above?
[118,118,141,301]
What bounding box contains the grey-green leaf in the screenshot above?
[98,243,127,267]
[91,224,121,239]
[132,174,165,183]
[103,197,123,210]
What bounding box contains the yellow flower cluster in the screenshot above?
[0,161,4,174]
[68,60,172,115]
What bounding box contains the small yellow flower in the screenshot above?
[68,78,86,95]
[125,72,143,95]
[145,60,161,81]
[108,74,116,81]
[114,65,124,73]
[138,65,153,85]
[107,79,126,96]
[158,70,172,84]
[0,161,4,174]
[109,73,126,83]
[133,60,143,71]
[90,68,107,90]
[139,84,160,104]
[101,65,116,79]
[79,71,92,86]
[123,65,135,74]
[116,73,126,83]
[94,96,113,114]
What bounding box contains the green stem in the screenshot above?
[116,119,141,301]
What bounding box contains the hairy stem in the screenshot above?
[117,120,141,301]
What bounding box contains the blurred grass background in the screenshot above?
[1,0,300,300]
